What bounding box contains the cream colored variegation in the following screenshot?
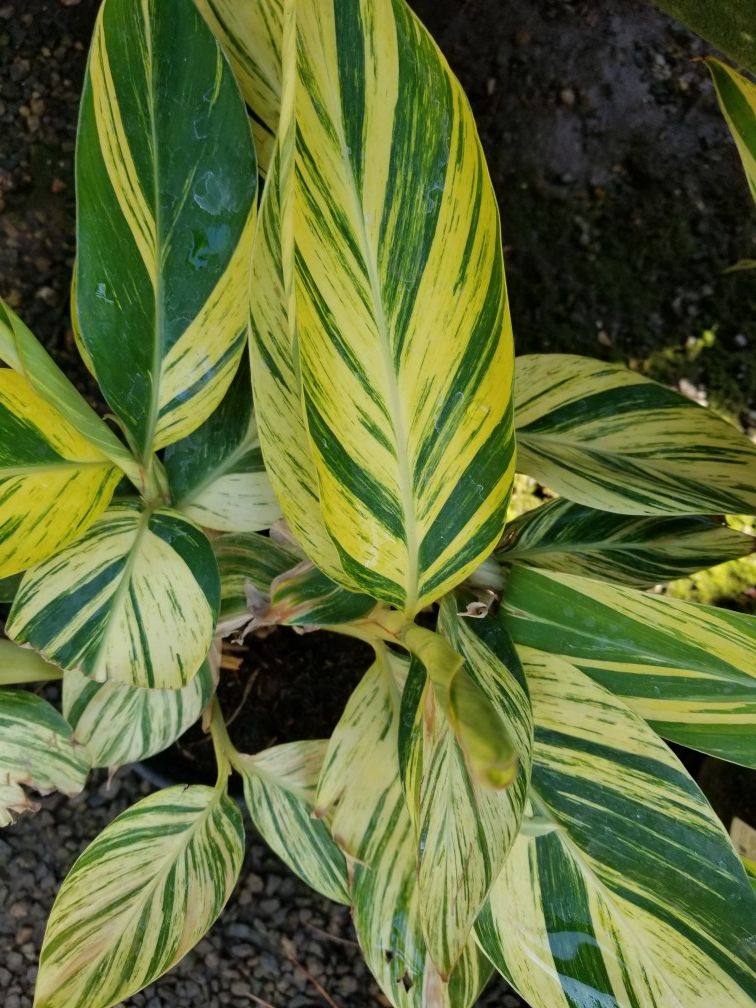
[178,470,280,533]
[34,785,244,1008]
[515,354,756,515]
[7,504,218,689]
[235,740,349,904]
[476,649,756,1008]
[196,0,282,173]
[63,661,215,768]
[0,690,90,827]
[317,652,493,1007]
[0,370,121,579]
[284,0,515,613]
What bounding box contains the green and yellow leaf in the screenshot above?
[7,502,219,689]
[397,600,532,974]
[34,784,244,1008]
[288,0,515,613]
[476,648,756,1008]
[235,739,349,904]
[0,299,139,481]
[63,659,215,767]
[0,689,89,826]
[497,498,755,587]
[260,560,376,628]
[706,58,756,203]
[213,530,302,634]
[0,639,61,685]
[515,354,756,515]
[501,564,756,768]
[165,355,281,533]
[75,0,257,459]
[195,0,282,173]
[0,369,121,579]
[316,653,493,1007]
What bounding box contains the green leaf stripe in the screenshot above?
[8,502,220,689]
[0,689,90,827]
[477,648,756,1008]
[63,659,215,768]
[501,564,756,768]
[706,58,756,203]
[236,740,349,904]
[497,498,755,588]
[515,354,756,515]
[76,0,257,459]
[34,785,244,1008]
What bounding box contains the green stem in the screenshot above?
[208,697,236,791]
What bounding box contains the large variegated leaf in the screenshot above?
[515,355,756,515]
[316,654,493,1007]
[213,530,302,634]
[249,145,343,576]
[0,690,89,826]
[0,299,139,482]
[63,660,215,767]
[196,0,282,173]
[397,600,532,974]
[75,0,257,459]
[0,369,121,578]
[500,564,756,768]
[0,639,60,685]
[476,649,756,1008]
[651,1,756,75]
[235,739,349,904]
[497,499,755,588]
[706,58,756,203]
[34,784,244,1008]
[7,502,219,689]
[289,0,515,614]
[165,356,281,533]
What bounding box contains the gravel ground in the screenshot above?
[0,769,520,1007]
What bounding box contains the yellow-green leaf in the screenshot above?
[63,659,215,767]
[397,600,532,974]
[497,498,755,587]
[288,0,515,614]
[515,354,756,515]
[34,785,244,1008]
[7,502,219,689]
[0,639,61,686]
[75,0,257,459]
[235,739,349,904]
[0,689,90,826]
[196,0,282,173]
[706,58,756,204]
[476,648,756,1008]
[0,369,121,578]
[165,356,281,533]
[316,653,493,1007]
[501,564,756,769]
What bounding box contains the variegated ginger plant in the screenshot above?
[1,1,756,1007]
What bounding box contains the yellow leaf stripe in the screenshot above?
[76,0,257,459]
[196,0,282,174]
[500,565,756,768]
[235,740,349,904]
[288,0,515,613]
[0,370,120,579]
[316,653,493,1007]
[0,689,90,827]
[706,58,756,203]
[63,661,215,768]
[34,785,244,1008]
[7,503,219,689]
[515,354,756,515]
[477,649,756,1008]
